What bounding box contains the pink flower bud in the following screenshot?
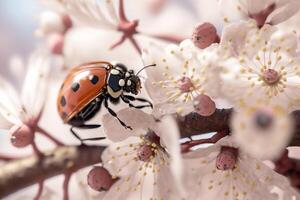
[192,23,219,49]
[38,11,65,36]
[216,146,238,171]
[47,33,64,55]
[193,94,216,116]
[10,124,34,148]
[87,167,116,191]
[62,14,73,31]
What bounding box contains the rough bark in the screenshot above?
[0,145,105,198]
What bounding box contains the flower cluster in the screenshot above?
[1,0,300,199]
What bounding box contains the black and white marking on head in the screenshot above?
[110,69,120,75]
[89,75,99,85]
[118,79,125,87]
[127,80,132,86]
[71,82,80,92]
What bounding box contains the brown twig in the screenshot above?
[33,181,44,200]
[0,145,104,198]
[31,141,43,158]
[275,149,300,190]
[181,131,229,153]
[36,126,64,146]
[63,172,72,200]
[0,155,19,161]
[177,109,232,138]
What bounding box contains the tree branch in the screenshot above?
[0,145,105,198]
[1,109,300,198]
[178,109,300,147]
[177,109,232,138]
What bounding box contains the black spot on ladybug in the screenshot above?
[89,75,99,85]
[61,112,68,118]
[71,82,80,92]
[61,96,66,107]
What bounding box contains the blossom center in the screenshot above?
[178,76,194,93]
[137,145,154,162]
[254,109,273,130]
[262,69,280,85]
[216,146,238,171]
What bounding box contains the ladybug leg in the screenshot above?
[70,126,105,144]
[104,97,133,130]
[80,97,102,119]
[122,95,153,108]
[121,96,152,109]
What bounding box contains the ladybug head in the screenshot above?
[124,70,141,95]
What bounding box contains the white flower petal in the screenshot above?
[63,0,117,30]
[102,108,156,142]
[102,137,141,177]
[155,115,185,196]
[21,50,51,120]
[0,76,22,126]
[267,0,300,25]
[218,0,248,24]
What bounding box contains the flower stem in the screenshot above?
[36,126,64,146]
[31,141,43,157]
[33,181,44,200]
[181,130,228,153]
[63,172,72,200]
[0,155,18,161]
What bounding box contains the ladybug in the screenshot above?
[57,61,154,142]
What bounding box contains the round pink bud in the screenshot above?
[38,11,65,36]
[47,33,64,55]
[178,77,194,93]
[149,0,166,13]
[10,124,34,148]
[62,14,73,31]
[192,23,219,49]
[193,94,216,116]
[137,145,154,162]
[216,146,238,171]
[262,69,280,85]
[87,166,116,191]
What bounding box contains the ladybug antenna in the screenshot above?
[136,64,156,76]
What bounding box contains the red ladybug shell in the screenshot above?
[57,61,113,123]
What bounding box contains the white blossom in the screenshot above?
[101,108,184,200]
[183,136,299,200]
[142,39,220,117]
[0,51,50,130]
[220,20,300,112]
